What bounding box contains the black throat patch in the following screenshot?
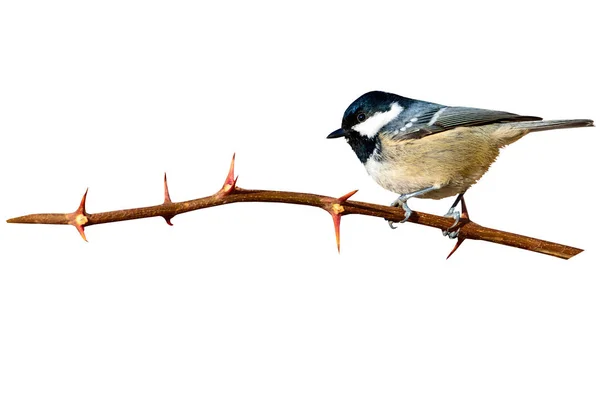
[345,131,379,164]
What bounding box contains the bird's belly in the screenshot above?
[364,158,487,199]
[363,157,441,195]
[364,130,500,199]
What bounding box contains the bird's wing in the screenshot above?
[387,106,542,140]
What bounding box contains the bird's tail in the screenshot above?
[494,118,594,147]
[514,119,594,133]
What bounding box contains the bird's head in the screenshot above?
[327,91,406,162]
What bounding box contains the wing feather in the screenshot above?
[388,106,541,140]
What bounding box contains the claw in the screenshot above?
[401,202,412,222]
[442,207,461,236]
[444,229,459,239]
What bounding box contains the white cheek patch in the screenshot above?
[351,102,403,138]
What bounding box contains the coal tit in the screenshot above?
[327,91,593,230]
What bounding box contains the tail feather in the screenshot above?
[515,119,594,132]
[492,118,593,147]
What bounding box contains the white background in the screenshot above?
[1,1,598,399]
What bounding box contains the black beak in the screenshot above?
[327,128,348,139]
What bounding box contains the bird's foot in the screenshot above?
[385,187,438,230]
[442,207,461,237]
[387,197,412,229]
[442,197,470,239]
[444,196,473,259]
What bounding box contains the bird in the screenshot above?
[327,91,593,234]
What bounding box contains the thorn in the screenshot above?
[446,237,465,259]
[78,188,88,215]
[337,189,359,203]
[219,153,237,195]
[75,224,88,242]
[163,173,172,204]
[67,188,89,242]
[324,189,358,253]
[162,173,174,226]
[225,153,236,186]
[331,213,341,253]
[460,195,469,220]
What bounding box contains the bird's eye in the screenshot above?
[357,113,366,122]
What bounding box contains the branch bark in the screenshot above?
[6,155,582,260]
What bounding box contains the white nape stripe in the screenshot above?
[351,102,403,138]
[428,107,447,126]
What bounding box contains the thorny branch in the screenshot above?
[7,154,583,259]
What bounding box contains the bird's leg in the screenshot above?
[443,194,469,239]
[387,186,438,229]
